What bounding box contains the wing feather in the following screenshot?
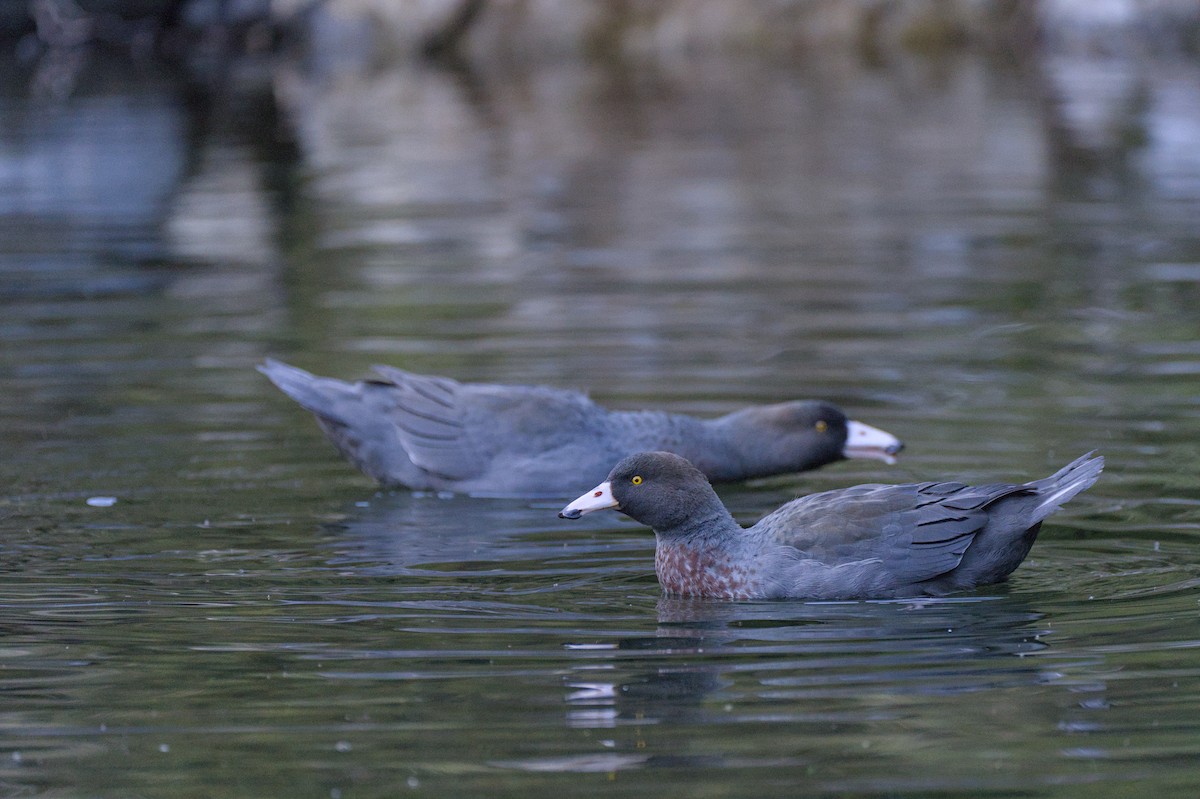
[365,366,479,479]
[759,480,1034,584]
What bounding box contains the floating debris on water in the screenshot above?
[86,496,117,507]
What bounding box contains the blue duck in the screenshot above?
[258,359,903,496]
[560,450,1103,599]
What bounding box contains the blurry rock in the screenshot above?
[272,0,471,58]
[260,0,1082,62]
[268,0,1007,62]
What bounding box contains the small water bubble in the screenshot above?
[86,496,117,507]
[158,744,170,753]
[335,741,352,752]
[407,776,420,789]
[355,501,370,508]
[11,752,21,763]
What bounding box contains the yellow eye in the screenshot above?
[814,420,828,433]
[631,475,643,485]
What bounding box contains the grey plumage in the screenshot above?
[560,451,1104,600]
[258,359,902,496]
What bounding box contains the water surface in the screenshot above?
[1,41,1199,798]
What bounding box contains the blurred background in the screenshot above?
[3,0,1200,498]
[2,1,1200,797]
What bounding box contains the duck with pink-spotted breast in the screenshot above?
[560,450,1103,601]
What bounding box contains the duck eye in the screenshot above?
[631,475,643,485]
[814,420,828,433]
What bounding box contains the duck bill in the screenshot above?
[559,481,619,519]
[843,420,904,465]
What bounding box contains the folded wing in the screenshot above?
[367,365,478,480]
[762,480,1033,584]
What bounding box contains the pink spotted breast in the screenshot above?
[654,542,763,600]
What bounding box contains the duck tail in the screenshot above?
[258,359,355,425]
[1027,452,1104,522]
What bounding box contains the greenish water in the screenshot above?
[2,44,1200,798]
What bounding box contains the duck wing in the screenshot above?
[365,365,477,480]
[757,480,1033,584]
[369,365,605,482]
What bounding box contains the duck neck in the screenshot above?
[670,416,749,482]
[702,411,814,481]
[610,410,752,482]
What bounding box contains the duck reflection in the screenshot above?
[314,491,628,578]
[563,595,1056,733]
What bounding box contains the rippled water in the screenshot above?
[2,41,1200,797]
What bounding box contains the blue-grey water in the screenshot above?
[2,41,1200,798]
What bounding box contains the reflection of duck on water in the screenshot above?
[560,595,1055,736]
[315,491,636,579]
